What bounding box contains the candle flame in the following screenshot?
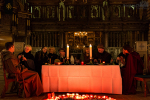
[89,44,92,47]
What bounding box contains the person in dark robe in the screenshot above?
[94,44,111,64]
[57,48,66,63]
[74,54,81,65]
[121,45,144,95]
[2,42,43,98]
[48,47,58,64]
[34,47,48,79]
[83,46,90,64]
[18,45,35,71]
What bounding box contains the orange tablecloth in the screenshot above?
[42,65,122,94]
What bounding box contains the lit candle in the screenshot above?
[89,44,92,59]
[98,96,101,99]
[81,61,84,65]
[48,93,51,99]
[102,61,105,64]
[67,44,69,59]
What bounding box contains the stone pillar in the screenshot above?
[49,32,51,46]
[59,31,64,48]
[105,32,108,48]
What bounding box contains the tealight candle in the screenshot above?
[58,62,61,65]
[48,93,51,99]
[90,94,93,98]
[98,96,101,99]
[81,61,84,65]
[67,93,69,97]
[102,61,105,64]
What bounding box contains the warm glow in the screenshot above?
[74,31,87,37]
[45,93,116,100]
[67,44,69,59]
[89,44,92,59]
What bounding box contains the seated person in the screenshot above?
[57,48,66,63]
[2,42,43,97]
[83,46,90,64]
[48,47,58,64]
[34,47,48,78]
[115,52,125,68]
[18,45,35,71]
[94,44,111,64]
[74,54,81,65]
[121,45,144,94]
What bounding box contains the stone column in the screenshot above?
[105,32,108,48]
[44,33,45,47]
[46,33,48,47]
[49,32,51,46]
[60,32,64,48]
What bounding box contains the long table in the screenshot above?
[42,65,122,94]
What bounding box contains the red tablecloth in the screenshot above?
[42,65,122,94]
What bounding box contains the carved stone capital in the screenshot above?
[18,12,31,18]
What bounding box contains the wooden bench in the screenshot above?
[134,75,150,97]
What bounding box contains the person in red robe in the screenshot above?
[1,42,43,97]
[121,45,144,94]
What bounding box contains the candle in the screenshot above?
[89,44,92,59]
[90,94,93,99]
[67,44,69,59]
[102,61,105,64]
[98,96,101,99]
[48,93,51,99]
[67,93,69,97]
[81,61,84,65]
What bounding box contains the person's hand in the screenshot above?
[22,57,27,61]
[120,56,123,60]
[94,59,98,62]
[18,55,22,59]
[116,57,120,60]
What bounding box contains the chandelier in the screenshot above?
[74,31,87,38]
[74,31,87,49]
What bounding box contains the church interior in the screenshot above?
[1,0,150,99]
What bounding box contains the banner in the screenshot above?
[4,0,13,14]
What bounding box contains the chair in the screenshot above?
[134,75,150,97]
[1,55,24,98]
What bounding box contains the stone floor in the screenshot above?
[1,69,150,100]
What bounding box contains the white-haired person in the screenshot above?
[48,47,58,64]
[18,45,35,71]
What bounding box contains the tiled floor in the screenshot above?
[1,69,150,100]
